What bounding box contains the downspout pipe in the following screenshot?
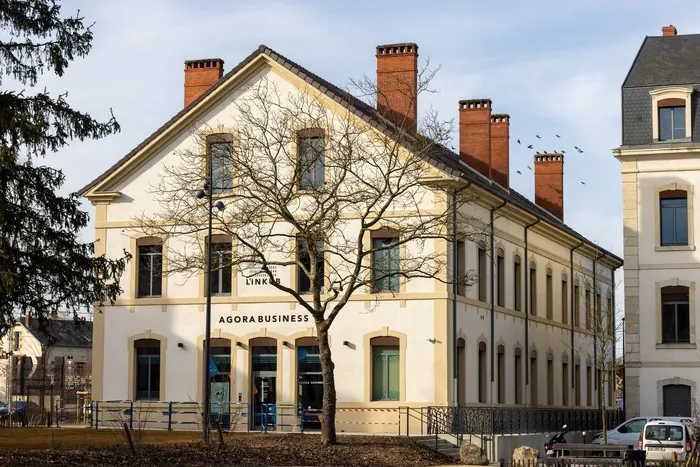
[490,200,508,394]
[523,217,541,400]
[592,251,605,408]
[452,181,471,405]
[570,242,585,394]
[611,265,620,412]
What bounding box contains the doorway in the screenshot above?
[209,339,231,428]
[250,338,277,428]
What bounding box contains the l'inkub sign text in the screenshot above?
[244,265,281,286]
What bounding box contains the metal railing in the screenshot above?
[427,406,623,437]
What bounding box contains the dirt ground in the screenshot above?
[0,429,457,466]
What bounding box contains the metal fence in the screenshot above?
[427,406,624,436]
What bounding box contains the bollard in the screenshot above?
[95,401,100,429]
[129,401,134,430]
[168,402,173,431]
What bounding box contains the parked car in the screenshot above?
[0,400,27,420]
[591,416,695,447]
[638,420,693,461]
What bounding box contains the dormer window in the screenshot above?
[659,103,685,141]
[650,87,693,142]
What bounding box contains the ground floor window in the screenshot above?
[135,339,160,400]
[297,340,322,411]
[371,337,400,401]
[663,384,691,416]
[209,339,232,425]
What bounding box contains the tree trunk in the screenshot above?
[317,324,337,445]
[600,370,608,445]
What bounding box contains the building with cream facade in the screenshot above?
[616,25,700,418]
[80,42,621,430]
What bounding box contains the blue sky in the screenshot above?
[35,0,700,257]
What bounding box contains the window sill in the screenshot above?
[655,245,695,252]
[656,343,697,349]
[653,137,692,144]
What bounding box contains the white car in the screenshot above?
[638,420,692,461]
[591,416,695,447]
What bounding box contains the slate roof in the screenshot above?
[624,34,700,87]
[79,44,622,265]
[25,319,93,348]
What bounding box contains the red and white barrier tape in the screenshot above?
[336,408,398,412]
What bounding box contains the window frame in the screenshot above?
[496,249,505,307]
[546,268,553,320]
[658,105,686,141]
[137,240,163,298]
[574,280,581,327]
[296,128,326,191]
[477,244,487,302]
[132,337,164,402]
[456,240,466,296]
[649,87,693,142]
[655,183,694,251]
[562,274,569,325]
[364,331,406,403]
[206,133,234,194]
[529,261,537,316]
[660,285,691,345]
[514,255,522,311]
[209,237,233,296]
[370,229,401,293]
[297,237,326,295]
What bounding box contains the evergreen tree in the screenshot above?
[0,0,129,334]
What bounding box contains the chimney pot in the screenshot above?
[459,99,493,178]
[534,153,564,220]
[184,58,225,107]
[662,25,678,36]
[490,114,510,188]
[376,42,419,133]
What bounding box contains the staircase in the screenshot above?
[413,435,461,459]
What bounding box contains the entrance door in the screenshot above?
[250,340,278,428]
[209,342,232,428]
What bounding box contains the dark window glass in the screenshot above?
[138,245,163,298]
[659,106,686,141]
[497,253,505,307]
[210,141,234,193]
[478,247,487,301]
[210,242,232,295]
[372,237,400,292]
[660,197,688,246]
[662,292,690,343]
[298,239,324,294]
[456,240,466,296]
[13,331,19,351]
[135,345,160,400]
[514,258,522,311]
[298,135,325,190]
[529,266,537,315]
[252,346,277,372]
[298,345,322,410]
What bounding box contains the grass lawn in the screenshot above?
[0,429,458,466]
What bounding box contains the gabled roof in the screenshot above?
[623,34,700,87]
[80,44,622,265]
[24,319,93,349]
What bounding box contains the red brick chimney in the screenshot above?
[534,153,564,220]
[376,43,418,133]
[459,99,492,178]
[184,58,225,107]
[490,114,510,188]
[662,25,678,36]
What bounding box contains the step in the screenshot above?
[415,439,455,448]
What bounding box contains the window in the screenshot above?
[575,363,581,406]
[585,288,591,330]
[574,281,580,327]
[496,249,505,307]
[456,240,466,296]
[606,295,613,336]
[529,262,537,315]
[660,190,688,246]
[596,293,602,333]
[371,230,400,293]
[208,134,234,194]
[562,359,569,406]
[209,240,232,296]
[514,348,522,405]
[297,130,325,190]
[135,339,160,400]
[546,268,553,320]
[138,241,163,298]
[298,238,325,294]
[514,256,522,311]
[659,105,686,141]
[530,351,538,406]
[663,384,692,416]
[497,345,505,404]
[562,275,568,325]
[478,341,487,403]
[371,337,400,401]
[478,245,487,301]
[625,418,649,434]
[12,331,19,351]
[586,364,592,406]
[297,338,322,411]
[547,354,554,406]
[457,338,466,406]
[661,286,690,343]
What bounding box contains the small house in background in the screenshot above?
[0,314,92,423]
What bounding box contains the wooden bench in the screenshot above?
[551,443,631,458]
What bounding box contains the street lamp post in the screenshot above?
[197,165,225,443]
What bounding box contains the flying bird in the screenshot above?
[527,165,533,171]
[517,170,522,175]
[556,134,561,138]
[517,139,521,144]
[535,151,540,155]
[527,144,533,149]
[536,135,541,139]
[574,146,580,151]
[581,181,586,185]
[561,150,566,154]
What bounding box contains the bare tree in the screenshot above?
[137,66,482,444]
[577,254,622,445]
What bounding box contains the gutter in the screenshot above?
[523,217,541,397]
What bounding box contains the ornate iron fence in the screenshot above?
[427,406,623,436]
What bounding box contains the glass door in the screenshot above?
[251,344,277,428]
